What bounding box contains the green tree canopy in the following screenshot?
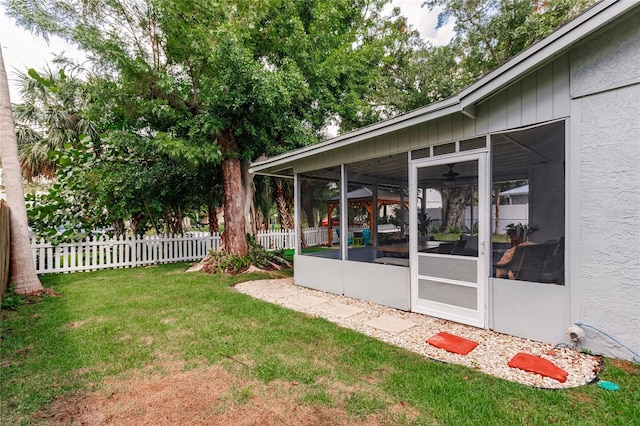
[424,0,596,82]
[13,66,100,180]
[6,0,409,255]
[338,0,596,123]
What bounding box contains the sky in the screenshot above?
[0,1,454,103]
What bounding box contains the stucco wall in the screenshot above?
[571,9,640,99]
[571,10,640,361]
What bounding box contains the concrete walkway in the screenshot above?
[234,277,601,389]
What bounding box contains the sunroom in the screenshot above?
[251,56,571,343]
[255,115,566,342]
[250,1,640,355]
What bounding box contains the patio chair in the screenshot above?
[336,228,353,245]
[514,243,556,282]
[494,243,530,279]
[494,242,556,282]
[541,237,565,284]
[436,239,466,255]
[462,235,478,256]
[450,239,467,255]
[362,228,371,246]
[437,242,455,254]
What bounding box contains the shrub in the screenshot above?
[1,285,26,310]
[200,235,291,274]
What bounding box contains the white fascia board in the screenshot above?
[250,98,461,174]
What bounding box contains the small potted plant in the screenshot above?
[505,223,539,247]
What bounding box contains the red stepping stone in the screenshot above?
[508,352,568,383]
[426,332,479,355]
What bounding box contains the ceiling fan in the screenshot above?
[442,164,460,182]
[420,163,477,187]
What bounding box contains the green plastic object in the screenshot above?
[598,381,620,391]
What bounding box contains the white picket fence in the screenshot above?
[30,234,222,275]
[29,226,369,275]
[301,225,368,247]
[255,229,296,250]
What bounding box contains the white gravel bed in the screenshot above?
[234,277,601,389]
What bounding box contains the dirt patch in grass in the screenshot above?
[69,316,112,329]
[37,361,416,425]
[608,359,640,375]
[568,391,595,405]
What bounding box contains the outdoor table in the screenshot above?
[373,240,441,255]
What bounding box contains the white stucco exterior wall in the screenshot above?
[571,10,640,361]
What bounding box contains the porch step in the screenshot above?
[426,332,479,355]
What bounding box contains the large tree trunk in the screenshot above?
[302,204,315,228]
[164,208,184,236]
[241,163,256,236]
[493,183,502,235]
[299,223,308,249]
[218,129,248,256]
[0,46,43,295]
[274,178,294,230]
[255,208,265,231]
[440,186,471,232]
[129,211,147,236]
[111,218,126,238]
[207,203,219,235]
[300,180,315,228]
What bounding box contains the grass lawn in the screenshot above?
[1,263,638,424]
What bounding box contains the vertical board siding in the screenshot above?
[506,83,522,129]
[451,113,464,141]
[418,122,430,148]
[488,90,508,132]
[292,56,570,175]
[382,133,390,154]
[536,63,554,122]
[480,57,570,134]
[409,124,421,150]
[521,72,538,124]
[398,127,411,152]
[475,102,489,134]
[553,54,571,117]
[427,120,438,144]
[462,115,476,138]
[437,116,452,141]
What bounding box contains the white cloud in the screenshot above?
[1,9,83,102]
[391,0,454,46]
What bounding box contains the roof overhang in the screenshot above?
[250,0,638,175]
[250,97,460,174]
